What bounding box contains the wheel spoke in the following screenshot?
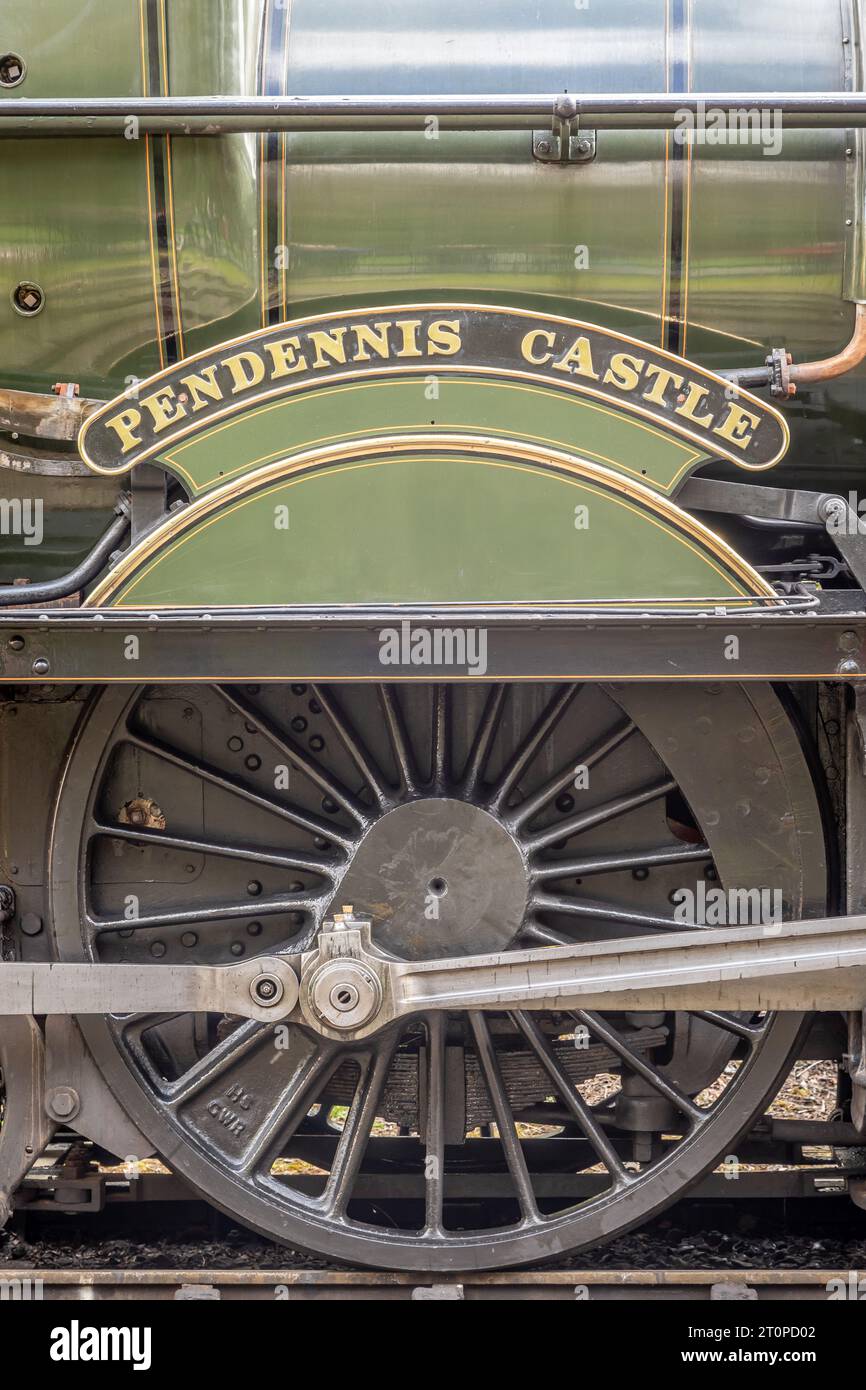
[431,684,451,791]
[469,1014,542,1225]
[576,1011,705,1126]
[311,685,393,810]
[378,686,421,797]
[241,1043,342,1177]
[89,820,338,878]
[89,891,323,935]
[520,919,575,946]
[510,1011,631,1188]
[507,719,636,830]
[460,685,508,799]
[530,892,687,934]
[322,1033,401,1219]
[159,1019,267,1107]
[692,1010,765,1042]
[524,776,677,855]
[217,685,371,825]
[531,842,711,882]
[422,1013,447,1235]
[123,729,355,851]
[487,685,579,814]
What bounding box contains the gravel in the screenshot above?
[3,1208,866,1273]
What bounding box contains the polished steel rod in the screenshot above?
[2,92,866,135]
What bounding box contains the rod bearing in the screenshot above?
[307,959,383,1031]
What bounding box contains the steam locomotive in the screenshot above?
[2,0,866,1272]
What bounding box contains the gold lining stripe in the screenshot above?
[280,0,293,320]
[158,0,185,360]
[660,0,672,347]
[85,433,775,607]
[139,0,165,372]
[680,0,694,356]
[259,127,269,328]
[258,0,272,328]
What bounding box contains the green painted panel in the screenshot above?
[0,0,853,394]
[161,377,705,498]
[97,450,760,608]
[0,2,157,393]
[156,0,263,357]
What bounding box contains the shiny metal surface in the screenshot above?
[0,0,863,505]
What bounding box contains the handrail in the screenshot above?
[2,92,866,135]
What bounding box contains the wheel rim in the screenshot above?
[48,681,826,1270]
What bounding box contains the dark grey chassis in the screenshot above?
[0,592,864,683]
[1,648,864,1262]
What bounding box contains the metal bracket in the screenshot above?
[846,1008,866,1133]
[766,346,796,398]
[130,462,169,542]
[851,684,866,778]
[533,128,596,163]
[44,1017,154,1162]
[679,475,866,592]
[0,1017,55,1227]
[534,97,596,163]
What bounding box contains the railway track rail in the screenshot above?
[0,1268,856,1301]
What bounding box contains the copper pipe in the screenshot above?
[789,303,866,387]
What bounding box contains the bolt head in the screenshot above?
[251,973,284,1007]
[47,1087,80,1122]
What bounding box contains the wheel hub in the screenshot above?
[331,797,528,961]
